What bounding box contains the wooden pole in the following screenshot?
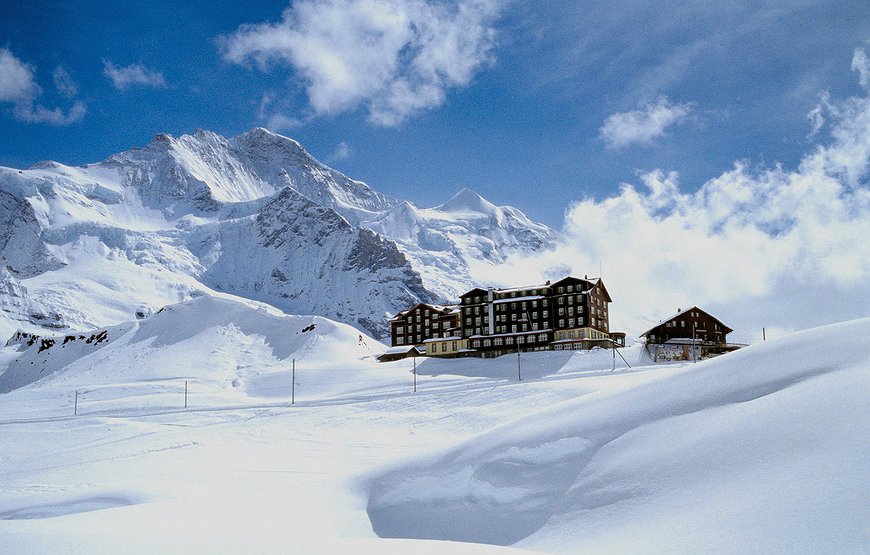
[74,390,78,416]
[184,380,188,408]
[762,327,766,341]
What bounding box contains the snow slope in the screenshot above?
[368,318,870,553]
[0,302,866,553]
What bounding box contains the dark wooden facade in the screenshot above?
[641,306,732,345]
[458,276,613,357]
[389,303,460,348]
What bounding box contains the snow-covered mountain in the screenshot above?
[0,128,554,339]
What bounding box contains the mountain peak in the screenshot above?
[437,188,498,215]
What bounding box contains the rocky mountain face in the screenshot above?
[0,128,553,339]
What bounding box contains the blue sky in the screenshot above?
[1,0,868,227]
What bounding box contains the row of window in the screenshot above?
[469,333,550,348]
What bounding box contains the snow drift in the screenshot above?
[367,317,870,553]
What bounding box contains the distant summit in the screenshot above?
[437,188,498,215]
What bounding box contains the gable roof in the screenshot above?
[641,306,733,337]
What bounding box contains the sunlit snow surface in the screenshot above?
[0,298,867,553]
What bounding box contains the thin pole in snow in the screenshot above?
[413,354,417,393]
[762,327,766,341]
[74,390,78,416]
[291,358,296,405]
[184,380,188,408]
[517,343,522,382]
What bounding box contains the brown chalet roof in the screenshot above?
[550,276,612,302]
[390,302,456,322]
[641,306,733,337]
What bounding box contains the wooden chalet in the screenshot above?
[641,306,732,345]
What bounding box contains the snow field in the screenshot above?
[0,298,867,553]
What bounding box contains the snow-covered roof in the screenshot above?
[381,345,423,355]
[492,295,545,304]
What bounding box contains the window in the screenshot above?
[511,302,517,309]
[517,336,525,344]
[568,318,574,327]
[532,300,538,308]
[441,343,447,352]
[568,307,574,316]
[452,341,457,350]
[532,311,538,319]
[396,326,404,334]
[522,323,528,332]
[483,339,491,347]
[558,308,565,316]
[559,319,564,327]
[568,296,574,305]
[538,334,547,342]
[397,337,404,345]
[472,340,481,348]
[567,285,574,292]
[543,310,549,318]
[506,337,514,345]
[512,325,517,333]
[557,287,564,293]
[494,338,503,346]
[558,297,564,305]
[416,324,421,331]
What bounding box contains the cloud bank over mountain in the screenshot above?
[473,49,870,338]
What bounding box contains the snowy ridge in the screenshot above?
[365,188,553,300]
[0,129,553,339]
[0,295,385,396]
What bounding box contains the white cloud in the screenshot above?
[327,141,352,162]
[0,48,85,125]
[600,97,692,149]
[221,0,503,126]
[852,47,870,90]
[474,51,870,339]
[103,61,167,91]
[52,66,79,98]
